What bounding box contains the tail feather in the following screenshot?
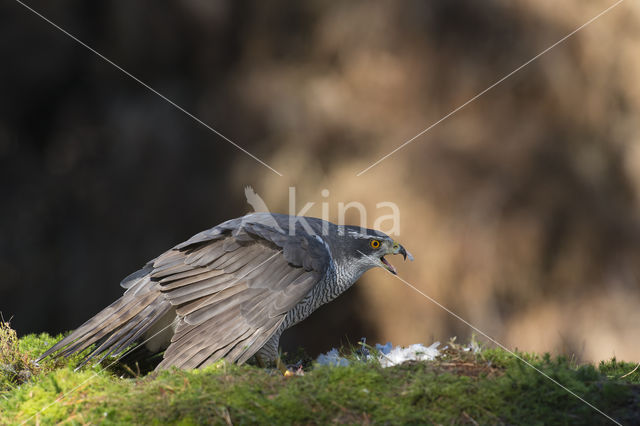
[38,287,171,369]
[37,297,125,361]
[74,301,171,370]
[49,292,157,359]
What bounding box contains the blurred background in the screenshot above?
[1,0,639,363]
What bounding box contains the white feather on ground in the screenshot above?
[377,342,440,367]
[315,341,441,368]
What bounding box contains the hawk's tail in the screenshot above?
[38,285,172,370]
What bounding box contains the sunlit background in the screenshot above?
[2,0,639,363]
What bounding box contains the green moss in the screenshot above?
[1,322,638,425]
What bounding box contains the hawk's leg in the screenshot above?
[255,333,290,375]
[254,353,289,375]
[254,353,266,368]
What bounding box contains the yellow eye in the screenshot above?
[370,239,380,249]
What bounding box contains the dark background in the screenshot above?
[2,0,639,362]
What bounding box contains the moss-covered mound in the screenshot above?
[1,321,639,424]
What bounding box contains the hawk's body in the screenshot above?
[39,213,411,370]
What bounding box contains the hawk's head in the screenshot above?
[337,227,413,275]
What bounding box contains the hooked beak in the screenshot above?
[396,244,414,261]
[380,242,414,275]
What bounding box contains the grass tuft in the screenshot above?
[0,319,41,394]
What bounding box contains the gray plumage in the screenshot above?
[39,213,412,370]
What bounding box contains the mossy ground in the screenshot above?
[1,320,639,425]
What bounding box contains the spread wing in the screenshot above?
[40,214,332,370]
[150,219,331,369]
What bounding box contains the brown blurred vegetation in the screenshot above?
[1,1,639,362]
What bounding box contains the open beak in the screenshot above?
[380,242,413,275]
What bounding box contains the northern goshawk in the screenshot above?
[39,213,412,370]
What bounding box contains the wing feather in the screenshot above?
[163,274,235,298]
[152,219,331,368]
[158,268,225,286]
